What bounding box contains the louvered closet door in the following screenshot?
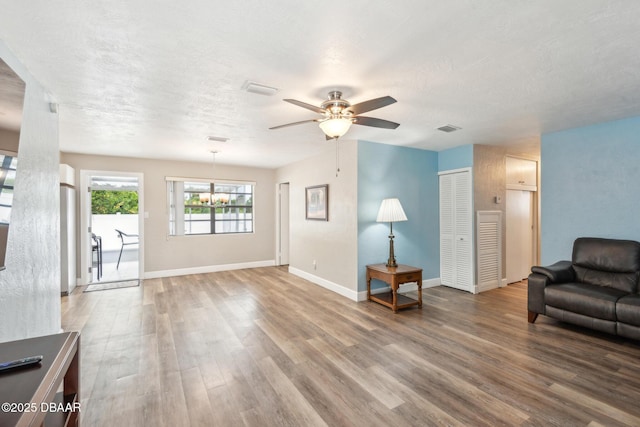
[439,169,474,293]
[477,211,502,291]
[439,174,455,287]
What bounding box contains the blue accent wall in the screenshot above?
[541,116,640,264]
[438,144,473,171]
[357,141,439,291]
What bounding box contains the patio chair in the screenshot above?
[115,229,138,269]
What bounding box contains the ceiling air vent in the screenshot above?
[241,80,279,96]
[207,136,229,142]
[437,124,462,133]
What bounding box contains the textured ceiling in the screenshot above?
[2,1,640,168]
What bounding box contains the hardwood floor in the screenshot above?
[61,268,640,426]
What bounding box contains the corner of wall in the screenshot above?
[438,144,474,172]
[357,141,440,292]
[0,42,61,342]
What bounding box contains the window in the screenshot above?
[0,155,17,225]
[167,177,254,235]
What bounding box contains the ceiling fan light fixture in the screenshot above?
[271,91,398,135]
[319,117,353,138]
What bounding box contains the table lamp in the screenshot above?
[376,198,408,267]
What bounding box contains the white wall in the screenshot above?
[60,153,276,277]
[0,42,61,342]
[91,214,138,251]
[275,140,359,299]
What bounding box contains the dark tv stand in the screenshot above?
[0,332,80,427]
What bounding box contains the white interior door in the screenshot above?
[278,183,290,265]
[439,174,455,287]
[506,189,533,284]
[439,169,474,293]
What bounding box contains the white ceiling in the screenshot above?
[2,1,640,168]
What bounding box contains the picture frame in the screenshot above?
[305,184,329,221]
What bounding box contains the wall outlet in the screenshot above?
[312,260,317,270]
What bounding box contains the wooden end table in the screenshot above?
[0,332,80,427]
[366,264,423,312]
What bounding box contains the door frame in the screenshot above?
[79,170,145,285]
[505,155,540,283]
[275,182,290,266]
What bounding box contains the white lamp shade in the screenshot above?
[376,198,408,223]
[319,118,353,138]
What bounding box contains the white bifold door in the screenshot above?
[439,169,475,293]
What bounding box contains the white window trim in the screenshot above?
[165,176,256,186]
[166,177,255,236]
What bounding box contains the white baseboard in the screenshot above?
[143,264,441,304]
[444,280,516,294]
[477,278,509,293]
[477,282,498,293]
[288,267,359,301]
[356,278,441,301]
[144,260,276,279]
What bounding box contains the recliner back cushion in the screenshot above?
[572,266,638,293]
[572,237,640,293]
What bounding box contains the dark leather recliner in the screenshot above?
[528,237,640,340]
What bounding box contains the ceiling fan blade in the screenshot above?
[349,96,397,115]
[283,99,325,114]
[269,119,319,130]
[353,116,400,129]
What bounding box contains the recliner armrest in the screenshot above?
[527,273,548,316]
[530,260,574,283]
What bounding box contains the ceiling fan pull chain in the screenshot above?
[335,137,340,177]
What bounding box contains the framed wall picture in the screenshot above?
[305,184,328,221]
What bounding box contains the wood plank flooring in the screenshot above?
[61,267,640,426]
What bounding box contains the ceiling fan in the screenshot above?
[270,90,399,139]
